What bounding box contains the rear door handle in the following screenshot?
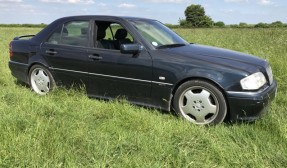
[88,54,103,60]
[46,49,57,55]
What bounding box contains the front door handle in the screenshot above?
[46,49,57,55]
[88,54,103,60]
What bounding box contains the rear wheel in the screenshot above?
[173,80,227,125]
[29,65,55,95]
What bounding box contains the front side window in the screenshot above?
[129,20,188,48]
[47,21,89,47]
[95,21,134,50]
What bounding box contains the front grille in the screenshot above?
[266,65,274,84]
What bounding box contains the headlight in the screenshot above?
[240,72,267,90]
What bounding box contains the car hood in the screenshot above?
[159,44,267,73]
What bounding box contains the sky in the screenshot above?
[0,0,286,25]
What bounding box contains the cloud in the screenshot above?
[224,0,248,2]
[258,0,273,5]
[141,0,191,3]
[221,9,235,13]
[0,0,22,7]
[118,3,136,8]
[0,1,47,16]
[0,0,22,2]
[98,2,107,7]
[225,0,274,6]
[40,0,94,4]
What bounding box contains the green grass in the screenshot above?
[1,27,287,167]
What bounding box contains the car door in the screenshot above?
[87,21,153,103]
[40,20,92,89]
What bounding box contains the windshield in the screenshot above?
[129,20,188,48]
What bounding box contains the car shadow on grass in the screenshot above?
[14,79,30,88]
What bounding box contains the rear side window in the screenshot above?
[47,21,89,47]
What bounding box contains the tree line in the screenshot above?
[0,23,47,28]
[170,4,287,28]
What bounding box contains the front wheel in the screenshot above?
[29,65,56,95]
[173,80,227,125]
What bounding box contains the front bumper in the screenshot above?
[226,80,277,122]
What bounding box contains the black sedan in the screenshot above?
[9,15,277,125]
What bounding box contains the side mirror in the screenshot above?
[120,44,143,54]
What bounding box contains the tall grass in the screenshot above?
[0,27,287,167]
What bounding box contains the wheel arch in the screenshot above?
[172,77,225,95]
[27,61,50,75]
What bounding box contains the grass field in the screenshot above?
[1,27,287,167]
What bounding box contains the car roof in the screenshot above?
[58,15,156,22]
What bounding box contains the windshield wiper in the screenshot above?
[157,43,186,49]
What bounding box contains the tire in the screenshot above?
[173,80,227,125]
[28,64,56,95]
